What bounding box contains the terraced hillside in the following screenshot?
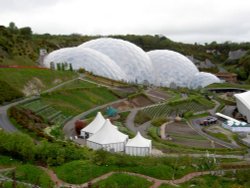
[141,97,214,119]
[40,87,119,116]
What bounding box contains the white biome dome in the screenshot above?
[78,38,153,84]
[189,72,221,89]
[44,37,218,89]
[148,50,199,88]
[43,47,127,81]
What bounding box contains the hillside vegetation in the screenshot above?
[0,80,23,104]
[0,68,77,96]
[1,22,250,68]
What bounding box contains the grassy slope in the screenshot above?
[0,68,77,93]
[1,56,35,66]
[0,155,21,167]
[159,173,250,188]
[4,164,54,188]
[41,87,118,116]
[54,158,203,184]
[93,173,153,188]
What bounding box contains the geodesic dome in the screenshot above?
[78,38,153,84]
[147,50,199,87]
[44,37,219,89]
[189,72,221,89]
[43,47,127,81]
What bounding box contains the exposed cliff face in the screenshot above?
[22,77,45,96]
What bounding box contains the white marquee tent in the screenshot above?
[234,91,250,123]
[87,119,128,152]
[80,112,105,138]
[125,132,152,156]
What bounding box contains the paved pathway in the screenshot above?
[0,96,38,132]
[125,109,152,137]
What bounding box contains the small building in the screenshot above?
[125,132,152,156]
[87,119,128,152]
[80,112,105,139]
[222,120,250,133]
[215,72,237,83]
[235,91,250,123]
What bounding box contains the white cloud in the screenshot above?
[0,0,250,43]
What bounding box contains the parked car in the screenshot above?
[199,116,217,126]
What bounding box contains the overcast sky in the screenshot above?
[1,0,250,44]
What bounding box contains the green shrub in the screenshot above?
[151,117,167,127]
[134,111,151,125]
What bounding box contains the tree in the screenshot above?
[69,63,73,71]
[61,63,65,71]
[50,62,55,70]
[56,63,61,71]
[19,27,32,39]
[75,120,86,135]
[8,22,17,31]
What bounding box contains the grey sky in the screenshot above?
[1,0,250,43]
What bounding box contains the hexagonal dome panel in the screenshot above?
[147,50,199,87]
[189,72,221,89]
[43,47,127,81]
[78,38,153,83]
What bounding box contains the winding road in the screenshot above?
[0,96,38,132]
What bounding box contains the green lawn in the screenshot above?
[159,172,250,188]
[53,79,98,91]
[0,68,77,94]
[54,156,211,185]
[93,173,153,188]
[0,181,28,188]
[4,164,54,188]
[202,128,231,143]
[41,87,119,116]
[1,56,35,66]
[207,82,250,90]
[55,160,115,184]
[0,155,21,167]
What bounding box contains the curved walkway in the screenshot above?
[40,166,241,188]
[125,109,151,137]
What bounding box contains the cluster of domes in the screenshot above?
[44,38,220,89]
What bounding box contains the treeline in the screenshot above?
[0,130,90,166]
[2,22,250,65]
[0,80,23,104]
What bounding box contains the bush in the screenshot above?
[134,111,151,125]
[74,120,86,135]
[151,117,167,127]
[183,111,194,119]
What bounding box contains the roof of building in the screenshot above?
[81,112,105,134]
[234,91,250,110]
[87,119,128,144]
[224,120,250,128]
[126,132,151,148]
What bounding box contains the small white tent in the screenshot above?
[80,112,105,138]
[125,132,152,156]
[87,119,128,152]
